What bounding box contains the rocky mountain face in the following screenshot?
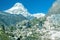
[0,11,27,26]
[42,0,60,40]
[47,0,60,16]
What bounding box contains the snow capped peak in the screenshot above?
[4,2,45,19]
[14,2,23,7]
[32,13,45,18]
[4,2,31,17]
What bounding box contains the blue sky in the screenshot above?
[0,0,55,14]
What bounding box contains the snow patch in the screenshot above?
[32,13,45,18]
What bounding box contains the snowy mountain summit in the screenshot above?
[5,2,45,19]
[5,2,31,17]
